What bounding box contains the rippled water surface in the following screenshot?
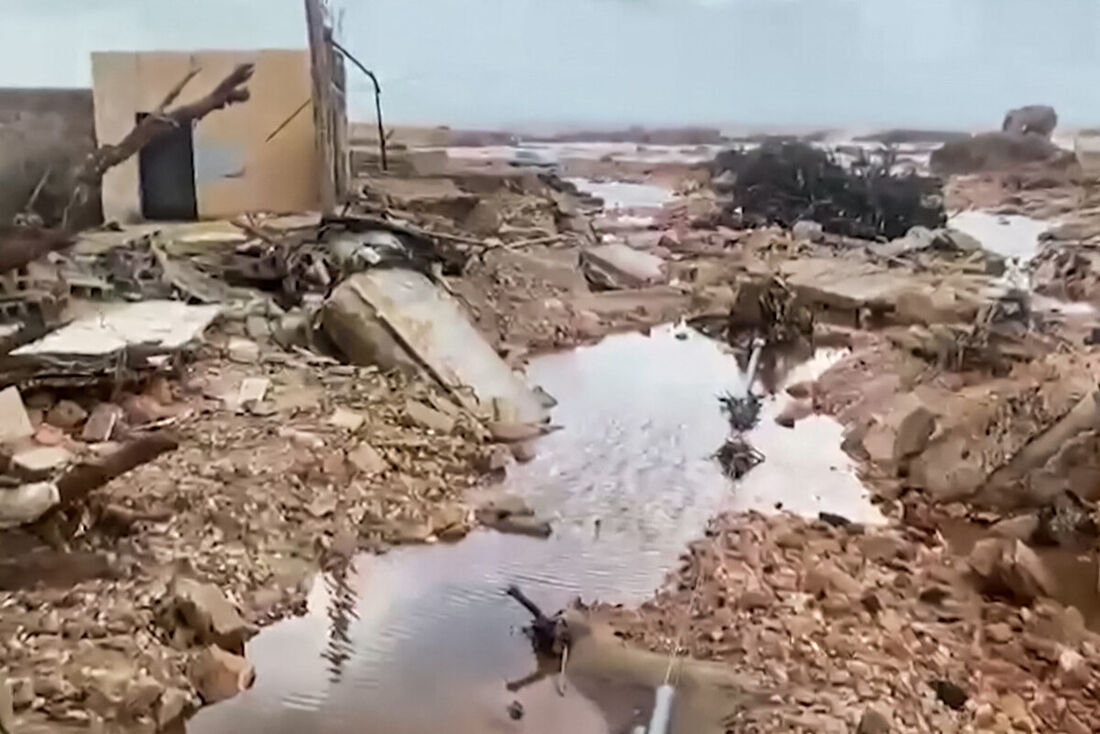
[190,326,877,734]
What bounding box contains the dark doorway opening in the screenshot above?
[137,113,197,220]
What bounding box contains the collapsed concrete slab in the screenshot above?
[581,243,666,289]
[1,301,220,385]
[323,269,546,424]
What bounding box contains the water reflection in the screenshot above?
[190,325,878,734]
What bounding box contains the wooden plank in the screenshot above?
[304,0,336,213]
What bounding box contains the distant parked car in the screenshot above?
[509,148,557,169]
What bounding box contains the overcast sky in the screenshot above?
[5,0,1100,130]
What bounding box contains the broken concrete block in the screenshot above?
[227,338,260,364]
[582,243,666,289]
[328,407,365,432]
[324,270,546,423]
[404,399,455,434]
[168,577,255,654]
[45,399,87,429]
[82,403,123,442]
[0,387,33,444]
[0,482,60,529]
[8,301,220,382]
[235,377,270,410]
[12,446,72,480]
[192,645,255,704]
[347,442,388,475]
[862,392,936,469]
[969,537,1057,603]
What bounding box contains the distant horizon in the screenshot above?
[6,0,1100,132]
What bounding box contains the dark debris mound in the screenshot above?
[719,392,762,432]
[714,436,764,480]
[712,142,945,240]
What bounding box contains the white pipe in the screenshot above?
[743,337,766,396]
[647,684,675,734]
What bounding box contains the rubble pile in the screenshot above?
[594,512,1100,734]
[711,142,946,239]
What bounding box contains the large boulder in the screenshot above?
[1002,105,1058,139]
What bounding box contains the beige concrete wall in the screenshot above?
[92,50,319,222]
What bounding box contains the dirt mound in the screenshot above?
[592,512,1100,734]
[930,132,1071,175]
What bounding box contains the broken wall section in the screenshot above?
[91,50,321,222]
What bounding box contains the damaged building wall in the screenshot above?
[0,88,97,224]
[91,50,320,222]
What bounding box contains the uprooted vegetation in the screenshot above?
[711,142,946,239]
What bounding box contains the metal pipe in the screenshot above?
[330,39,388,172]
[646,684,675,734]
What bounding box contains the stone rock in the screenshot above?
[1058,647,1090,687]
[480,514,552,538]
[969,537,1057,603]
[1003,105,1058,139]
[786,380,815,399]
[168,577,255,653]
[244,314,271,341]
[0,386,33,443]
[0,679,13,734]
[8,677,33,710]
[347,442,388,475]
[478,444,512,473]
[404,400,455,434]
[986,622,1014,643]
[278,427,324,450]
[0,481,60,529]
[998,693,1031,727]
[991,514,1039,543]
[328,407,365,432]
[227,337,260,364]
[856,709,890,734]
[121,393,168,425]
[45,399,87,429]
[775,398,813,428]
[930,679,967,710]
[861,393,936,469]
[510,440,537,463]
[156,687,190,728]
[477,495,533,518]
[12,446,72,480]
[429,504,469,539]
[462,200,502,235]
[124,675,165,717]
[803,561,862,598]
[82,403,123,442]
[192,645,255,703]
[33,422,66,446]
[792,220,825,243]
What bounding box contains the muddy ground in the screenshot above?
[6,139,1100,733]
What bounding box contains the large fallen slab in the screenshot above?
[323,269,546,423]
[0,301,220,386]
[581,243,666,289]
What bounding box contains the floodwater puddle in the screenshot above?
[189,325,878,734]
[566,178,675,211]
[948,210,1050,262]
